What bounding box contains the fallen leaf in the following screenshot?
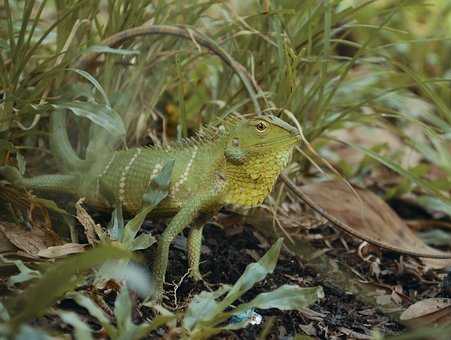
[0,229,17,253]
[338,327,371,339]
[75,199,100,245]
[298,181,451,269]
[400,298,451,328]
[37,243,86,258]
[0,221,63,256]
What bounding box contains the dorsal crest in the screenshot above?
[148,113,245,151]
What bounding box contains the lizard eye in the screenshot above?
[256,121,268,132]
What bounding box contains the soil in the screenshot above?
[143,217,406,339]
[4,195,449,339]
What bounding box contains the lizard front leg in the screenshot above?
[187,222,204,281]
[151,187,222,302]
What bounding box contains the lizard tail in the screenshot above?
[0,165,79,194]
[50,109,89,171]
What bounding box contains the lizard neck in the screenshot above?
[223,148,292,207]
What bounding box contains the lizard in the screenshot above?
[0,112,301,300]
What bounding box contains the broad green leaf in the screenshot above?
[218,238,283,311]
[142,159,175,207]
[0,302,9,321]
[184,239,283,332]
[15,325,51,340]
[52,101,126,138]
[130,233,156,251]
[232,285,324,314]
[182,285,231,331]
[114,285,153,340]
[122,205,155,246]
[71,293,110,325]
[109,206,124,241]
[8,244,132,326]
[0,257,41,287]
[133,315,176,339]
[115,286,133,334]
[59,311,94,340]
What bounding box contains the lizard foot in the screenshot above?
[190,269,203,282]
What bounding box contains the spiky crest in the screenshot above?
[146,113,244,152]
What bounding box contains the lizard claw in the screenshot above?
[190,269,203,282]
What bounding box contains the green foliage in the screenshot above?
[0,244,133,336]
[65,287,174,340]
[1,0,451,338]
[2,0,449,213]
[182,239,324,339]
[0,256,41,287]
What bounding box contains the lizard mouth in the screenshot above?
[250,134,300,150]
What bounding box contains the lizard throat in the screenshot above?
[223,149,292,207]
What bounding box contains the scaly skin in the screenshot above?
[0,114,300,300]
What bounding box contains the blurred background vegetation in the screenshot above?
[0,0,451,338]
[1,0,450,213]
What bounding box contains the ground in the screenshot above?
[140,211,412,339]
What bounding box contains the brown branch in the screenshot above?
[74,24,262,116]
[281,173,451,259]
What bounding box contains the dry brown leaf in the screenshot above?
[0,221,63,256]
[400,298,451,328]
[75,198,99,245]
[0,229,18,253]
[37,243,86,258]
[299,180,451,269]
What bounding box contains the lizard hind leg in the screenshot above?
[187,223,205,281]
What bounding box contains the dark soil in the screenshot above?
[4,196,447,339]
[145,219,405,339]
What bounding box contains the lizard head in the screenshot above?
[222,114,300,207]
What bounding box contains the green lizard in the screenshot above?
[0,112,300,300]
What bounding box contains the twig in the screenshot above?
[280,173,451,259]
[74,24,262,116]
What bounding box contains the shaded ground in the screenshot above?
[2,193,449,339]
[145,216,405,339]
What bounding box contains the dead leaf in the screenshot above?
[338,327,371,339]
[298,180,451,268]
[75,198,100,244]
[37,243,86,258]
[0,229,17,253]
[400,298,451,328]
[0,221,63,256]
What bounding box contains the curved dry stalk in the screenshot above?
[74,24,262,116]
[281,173,451,259]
